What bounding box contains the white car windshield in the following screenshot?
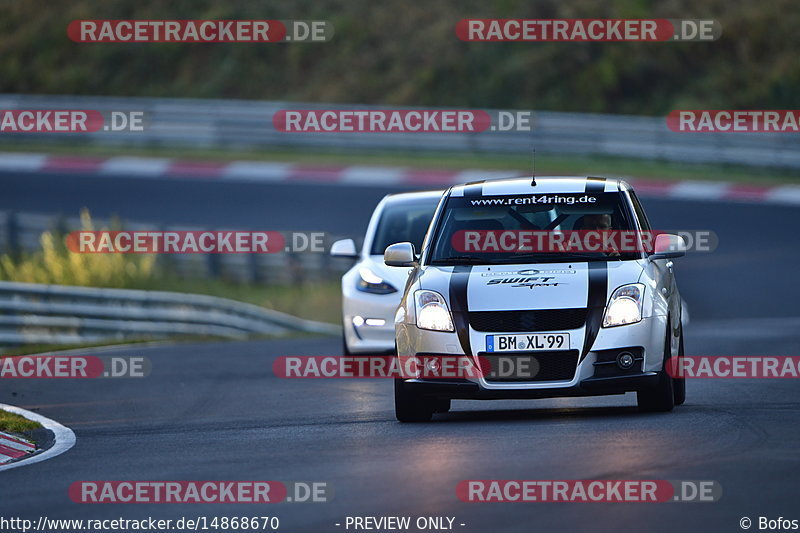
[370,198,439,255]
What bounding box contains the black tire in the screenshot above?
[432,399,451,413]
[673,325,686,406]
[637,324,676,412]
[394,379,434,422]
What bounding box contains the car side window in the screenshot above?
[629,191,652,231]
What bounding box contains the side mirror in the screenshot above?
[649,234,686,260]
[384,242,416,267]
[330,238,358,259]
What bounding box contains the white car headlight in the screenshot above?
[414,290,454,332]
[356,267,397,294]
[603,283,645,328]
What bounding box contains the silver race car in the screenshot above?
[386,176,687,422]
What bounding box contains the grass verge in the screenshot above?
[0,409,41,434]
[125,277,342,325]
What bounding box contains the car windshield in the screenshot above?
[428,191,641,265]
[370,197,439,255]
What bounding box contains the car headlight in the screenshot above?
[603,283,645,328]
[356,268,397,294]
[414,290,454,332]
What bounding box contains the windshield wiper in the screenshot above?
[430,256,487,265]
[494,253,623,264]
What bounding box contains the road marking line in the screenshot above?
[0,152,47,171]
[764,185,800,205]
[340,166,405,185]
[0,443,26,460]
[223,161,294,181]
[101,157,171,177]
[0,436,35,453]
[669,181,729,199]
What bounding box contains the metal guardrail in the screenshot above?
[0,280,339,347]
[1,94,799,169]
[0,210,350,348]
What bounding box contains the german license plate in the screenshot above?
[485,333,569,353]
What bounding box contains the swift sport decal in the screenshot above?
[467,265,588,311]
[486,276,564,289]
[511,279,564,289]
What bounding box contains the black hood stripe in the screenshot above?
[581,261,608,360]
[585,177,606,193]
[583,177,609,358]
[463,181,485,198]
[448,265,473,356]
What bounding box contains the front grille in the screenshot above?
[479,350,579,382]
[468,308,587,332]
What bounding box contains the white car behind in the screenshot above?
[331,190,442,354]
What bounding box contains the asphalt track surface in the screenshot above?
[1,169,799,532]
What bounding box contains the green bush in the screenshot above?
[0,209,157,287]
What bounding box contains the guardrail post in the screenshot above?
[248,253,261,284]
[206,244,222,278]
[55,214,68,243]
[154,224,172,275]
[5,211,19,255]
[287,253,303,285]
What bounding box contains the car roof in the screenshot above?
[382,189,445,204]
[448,176,630,197]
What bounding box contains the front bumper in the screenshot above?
[401,371,660,400]
[343,289,400,354]
[396,315,669,395]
